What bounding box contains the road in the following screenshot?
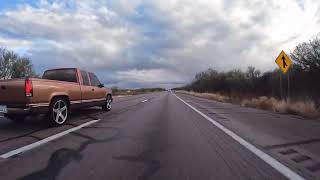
[0,92,319,180]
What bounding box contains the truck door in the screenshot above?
[80,70,92,103]
[88,72,105,101]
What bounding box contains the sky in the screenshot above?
[0,0,319,88]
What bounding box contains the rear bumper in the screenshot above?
[7,107,32,115]
[4,106,49,115]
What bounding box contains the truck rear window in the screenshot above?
[42,69,78,83]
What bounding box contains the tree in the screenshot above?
[0,48,36,79]
[291,37,320,73]
[290,37,320,102]
[246,66,261,80]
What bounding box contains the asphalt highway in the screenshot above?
[0,92,319,180]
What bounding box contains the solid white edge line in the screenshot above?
[174,94,305,180]
[0,119,100,159]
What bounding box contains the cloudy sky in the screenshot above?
[0,0,319,88]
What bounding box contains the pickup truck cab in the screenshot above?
[0,68,112,126]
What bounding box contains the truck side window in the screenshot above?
[81,71,90,86]
[88,72,101,86]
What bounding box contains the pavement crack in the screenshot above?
[0,128,45,143]
[19,127,123,180]
[113,150,162,180]
[18,148,82,180]
[28,135,43,141]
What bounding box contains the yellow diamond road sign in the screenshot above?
[275,50,292,74]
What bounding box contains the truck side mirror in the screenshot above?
[98,84,104,88]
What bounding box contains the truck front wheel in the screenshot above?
[47,97,69,126]
[102,95,112,111]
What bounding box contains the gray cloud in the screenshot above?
[0,0,319,88]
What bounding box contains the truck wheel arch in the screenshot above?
[49,95,70,108]
[106,93,112,101]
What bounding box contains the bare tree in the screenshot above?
[291,37,320,73]
[11,57,35,78]
[0,48,35,79]
[246,66,261,80]
[0,48,17,79]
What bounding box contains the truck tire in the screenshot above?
[47,97,69,126]
[102,95,112,111]
[5,115,25,123]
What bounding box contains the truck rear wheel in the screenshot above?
[47,97,69,126]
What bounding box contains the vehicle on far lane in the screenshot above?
[0,68,112,126]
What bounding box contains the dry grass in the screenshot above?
[177,90,319,118]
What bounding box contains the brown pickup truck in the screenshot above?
[0,68,112,126]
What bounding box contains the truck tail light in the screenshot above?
[25,79,33,97]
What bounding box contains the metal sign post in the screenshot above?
[280,71,283,100]
[287,70,290,102]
